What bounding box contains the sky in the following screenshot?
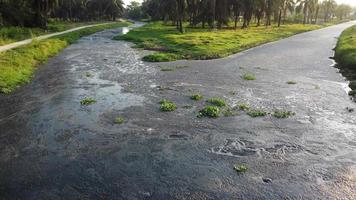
[123,0,356,7]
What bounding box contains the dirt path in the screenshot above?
[0,22,118,52]
[0,21,356,199]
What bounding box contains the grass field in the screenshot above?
[115,22,323,62]
[335,25,356,68]
[0,21,111,46]
[0,22,131,94]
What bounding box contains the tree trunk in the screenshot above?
[278,9,282,27]
[314,7,319,24]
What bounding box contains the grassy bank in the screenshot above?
[334,25,356,97]
[0,21,113,46]
[0,22,131,94]
[335,25,356,68]
[115,22,323,62]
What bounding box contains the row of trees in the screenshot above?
[137,0,354,32]
[0,0,124,27]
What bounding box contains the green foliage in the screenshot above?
[272,110,295,118]
[335,26,356,68]
[80,97,97,105]
[114,117,125,124]
[116,22,322,62]
[233,164,248,173]
[287,81,297,84]
[207,98,226,107]
[247,109,267,117]
[159,99,177,112]
[198,106,220,118]
[190,94,203,101]
[0,22,130,93]
[242,73,256,80]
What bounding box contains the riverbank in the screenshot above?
[334,25,356,98]
[115,22,325,62]
[0,22,131,93]
[0,21,116,46]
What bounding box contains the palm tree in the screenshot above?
[322,0,336,22]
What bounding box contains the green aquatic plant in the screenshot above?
[80,97,97,105]
[272,110,295,118]
[247,109,267,117]
[207,98,226,107]
[190,94,203,101]
[159,99,177,112]
[242,73,256,81]
[237,103,250,111]
[114,117,125,124]
[287,81,297,84]
[198,106,220,118]
[223,108,236,117]
[234,164,248,173]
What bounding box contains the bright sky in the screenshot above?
[123,0,356,7]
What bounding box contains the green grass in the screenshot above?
[198,106,220,118]
[335,25,356,68]
[159,99,177,112]
[0,21,110,46]
[190,94,203,101]
[247,109,267,117]
[0,22,131,93]
[207,98,226,107]
[242,73,256,80]
[115,22,322,62]
[80,97,97,105]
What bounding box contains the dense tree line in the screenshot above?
[140,0,354,32]
[0,0,124,28]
